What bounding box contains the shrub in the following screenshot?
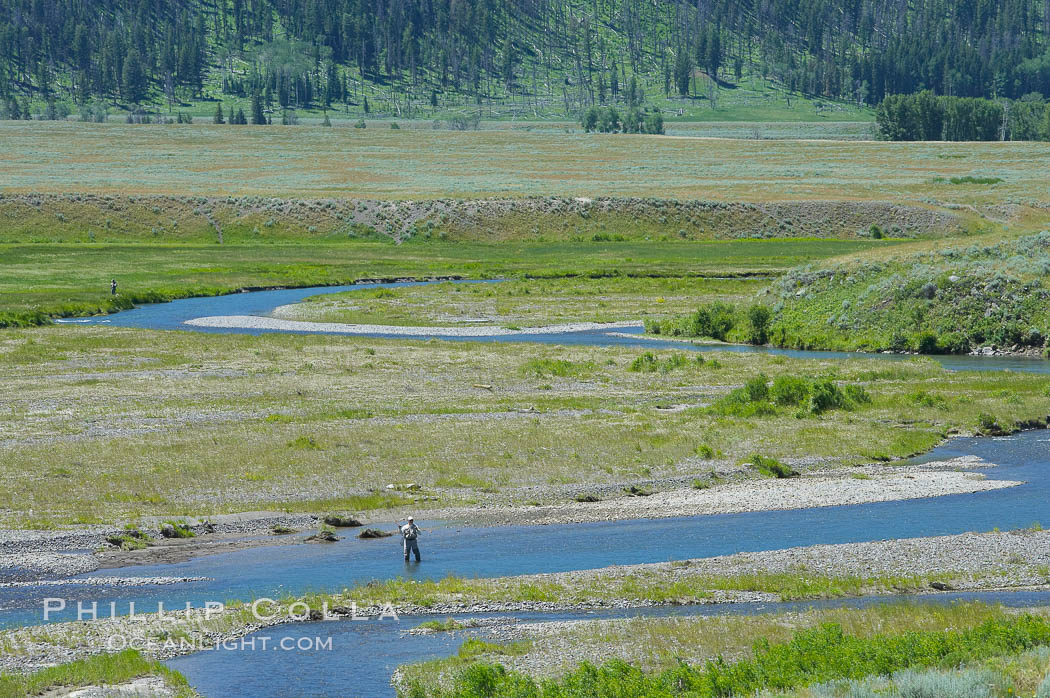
[691,302,736,340]
[909,390,947,409]
[305,525,342,542]
[808,379,843,414]
[749,454,799,478]
[808,380,869,414]
[771,375,810,406]
[643,318,663,335]
[915,331,940,354]
[160,521,194,538]
[842,384,872,406]
[711,374,870,419]
[1037,670,1050,698]
[627,352,701,373]
[573,493,601,503]
[893,667,1002,698]
[414,618,467,632]
[453,663,509,694]
[287,435,321,449]
[747,304,772,345]
[743,374,770,402]
[937,332,970,354]
[977,413,1000,432]
[709,384,777,418]
[323,514,363,527]
[950,175,1002,185]
[629,352,658,372]
[695,444,715,459]
[660,353,694,372]
[105,532,149,550]
[522,358,585,378]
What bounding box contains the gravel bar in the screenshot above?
[184,315,641,336]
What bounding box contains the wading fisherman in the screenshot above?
[400,516,421,562]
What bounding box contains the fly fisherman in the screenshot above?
[400,516,421,562]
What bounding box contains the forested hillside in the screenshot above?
[2,0,1050,120]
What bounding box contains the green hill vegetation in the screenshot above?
[646,231,1050,356]
[769,232,1050,354]
[3,0,1050,123]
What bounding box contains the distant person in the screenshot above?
[400,516,421,562]
[110,279,117,296]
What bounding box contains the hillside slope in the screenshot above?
[1,0,1047,120]
[769,232,1050,354]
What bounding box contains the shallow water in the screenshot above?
[61,281,1050,373]
[30,283,1050,695]
[166,590,1050,698]
[4,430,1047,630]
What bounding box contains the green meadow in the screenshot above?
[3,325,1048,527]
[1,123,1047,203]
[0,239,890,326]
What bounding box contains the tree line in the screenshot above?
[876,90,1050,140]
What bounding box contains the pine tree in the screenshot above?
[214,103,225,124]
[627,76,640,108]
[705,27,722,80]
[251,94,266,125]
[675,50,693,97]
[4,0,1050,116]
[234,107,246,125]
[122,49,147,104]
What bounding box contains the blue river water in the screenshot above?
[23,282,1050,696]
[166,590,1050,698]
[3,429,1047,632]
[58,280,1050,374]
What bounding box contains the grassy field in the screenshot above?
[2,325,1048,527]
[0,239,890,326]
[277,277,769,327]
[1,123,1048,204]
[662,121,874,139]
[4,120,1037,332]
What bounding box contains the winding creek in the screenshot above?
[25,282,1050,696]
[58,280,1050,373]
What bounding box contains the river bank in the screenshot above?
[0,456,1016,577]
[0,513,317,582]
[420,456,1015,526]
[3,527,1050,676]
